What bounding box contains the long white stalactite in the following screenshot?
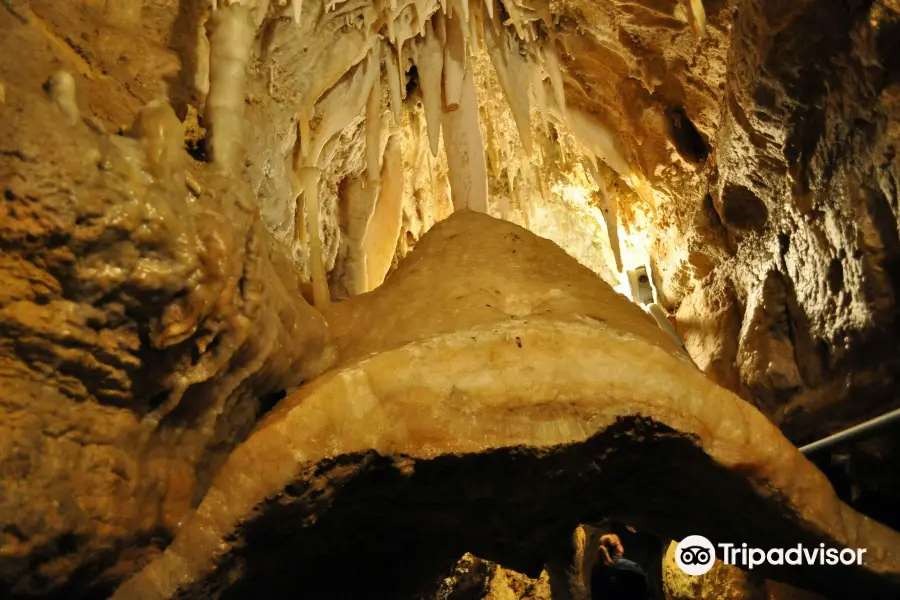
[205,3,255,172]
[417,18,444,157]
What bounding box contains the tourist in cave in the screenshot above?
[590,533,650,600]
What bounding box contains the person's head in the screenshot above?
[598,533,624,565]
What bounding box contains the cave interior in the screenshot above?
[2,0,900,599]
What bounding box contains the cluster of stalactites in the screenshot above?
[201,0,706,303]
[290,0,578,302]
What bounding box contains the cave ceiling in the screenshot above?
[1,0,900,598]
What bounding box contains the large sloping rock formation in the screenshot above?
[114,212,900,600]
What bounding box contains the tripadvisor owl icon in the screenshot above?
[675,535,716,575]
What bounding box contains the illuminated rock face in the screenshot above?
[113,213,900,600]
[2,0,900,598]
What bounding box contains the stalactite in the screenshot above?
[441,59,488,213]
[294,178,308,247]
[560,105,630,178]
[442,11,466,110]
[417,18,444,156]
[298,105,311,161]
[412,0,427,32]
[483,10,533,156]
[481,103,501,177]
[299,167,331,307]
[307,50,380,167]
[687,0,707,39]
[362,134,405,290]
[542,40,566,117]
[503,0,526,38]
[385,42,403,124]
[397,41,407,100]
[291,0,302,23]
[455,0,469,27]
[467,0,484,52]
[366,55,384,181]
[531,61,549,136]
[584,160,622,272]
[205,3,255,173]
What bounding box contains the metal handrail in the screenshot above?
[799,407,900,455]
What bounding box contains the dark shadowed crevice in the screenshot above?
[666,105,709,163]
[719,183,768,231]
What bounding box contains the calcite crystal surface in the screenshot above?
[114,213,900,599]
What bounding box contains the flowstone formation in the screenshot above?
[114,212,900,599]
[2,0,900,598]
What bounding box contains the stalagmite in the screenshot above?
[9,1,900,597]
[441,60,488,213]
[362,134,405,290]
[112,212,900,599]
[129,100,185,179]
[483,13,533,156]
[442,11,467,110]
[341,176,380,295]
[418,19,444,156]
[205,3,255,173]
[193,11,211,98]
[299,167,331,307]
[385,42,403,124]
[45,71,80,125]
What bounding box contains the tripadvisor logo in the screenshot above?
[675,535,716,575]
[674,535,867,576]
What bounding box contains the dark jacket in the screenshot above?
[590,557,649,600]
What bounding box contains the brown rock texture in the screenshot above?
[113,213,900,600]
[0,4,334,597]
[1,0,900,597]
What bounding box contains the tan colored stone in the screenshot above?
[114,213,900,599]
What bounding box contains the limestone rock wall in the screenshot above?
[0,4,334,596]
[2,0,900,598]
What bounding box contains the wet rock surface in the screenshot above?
[0,6,333,596]
[1,0,900,598]
[113,214,900,600]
